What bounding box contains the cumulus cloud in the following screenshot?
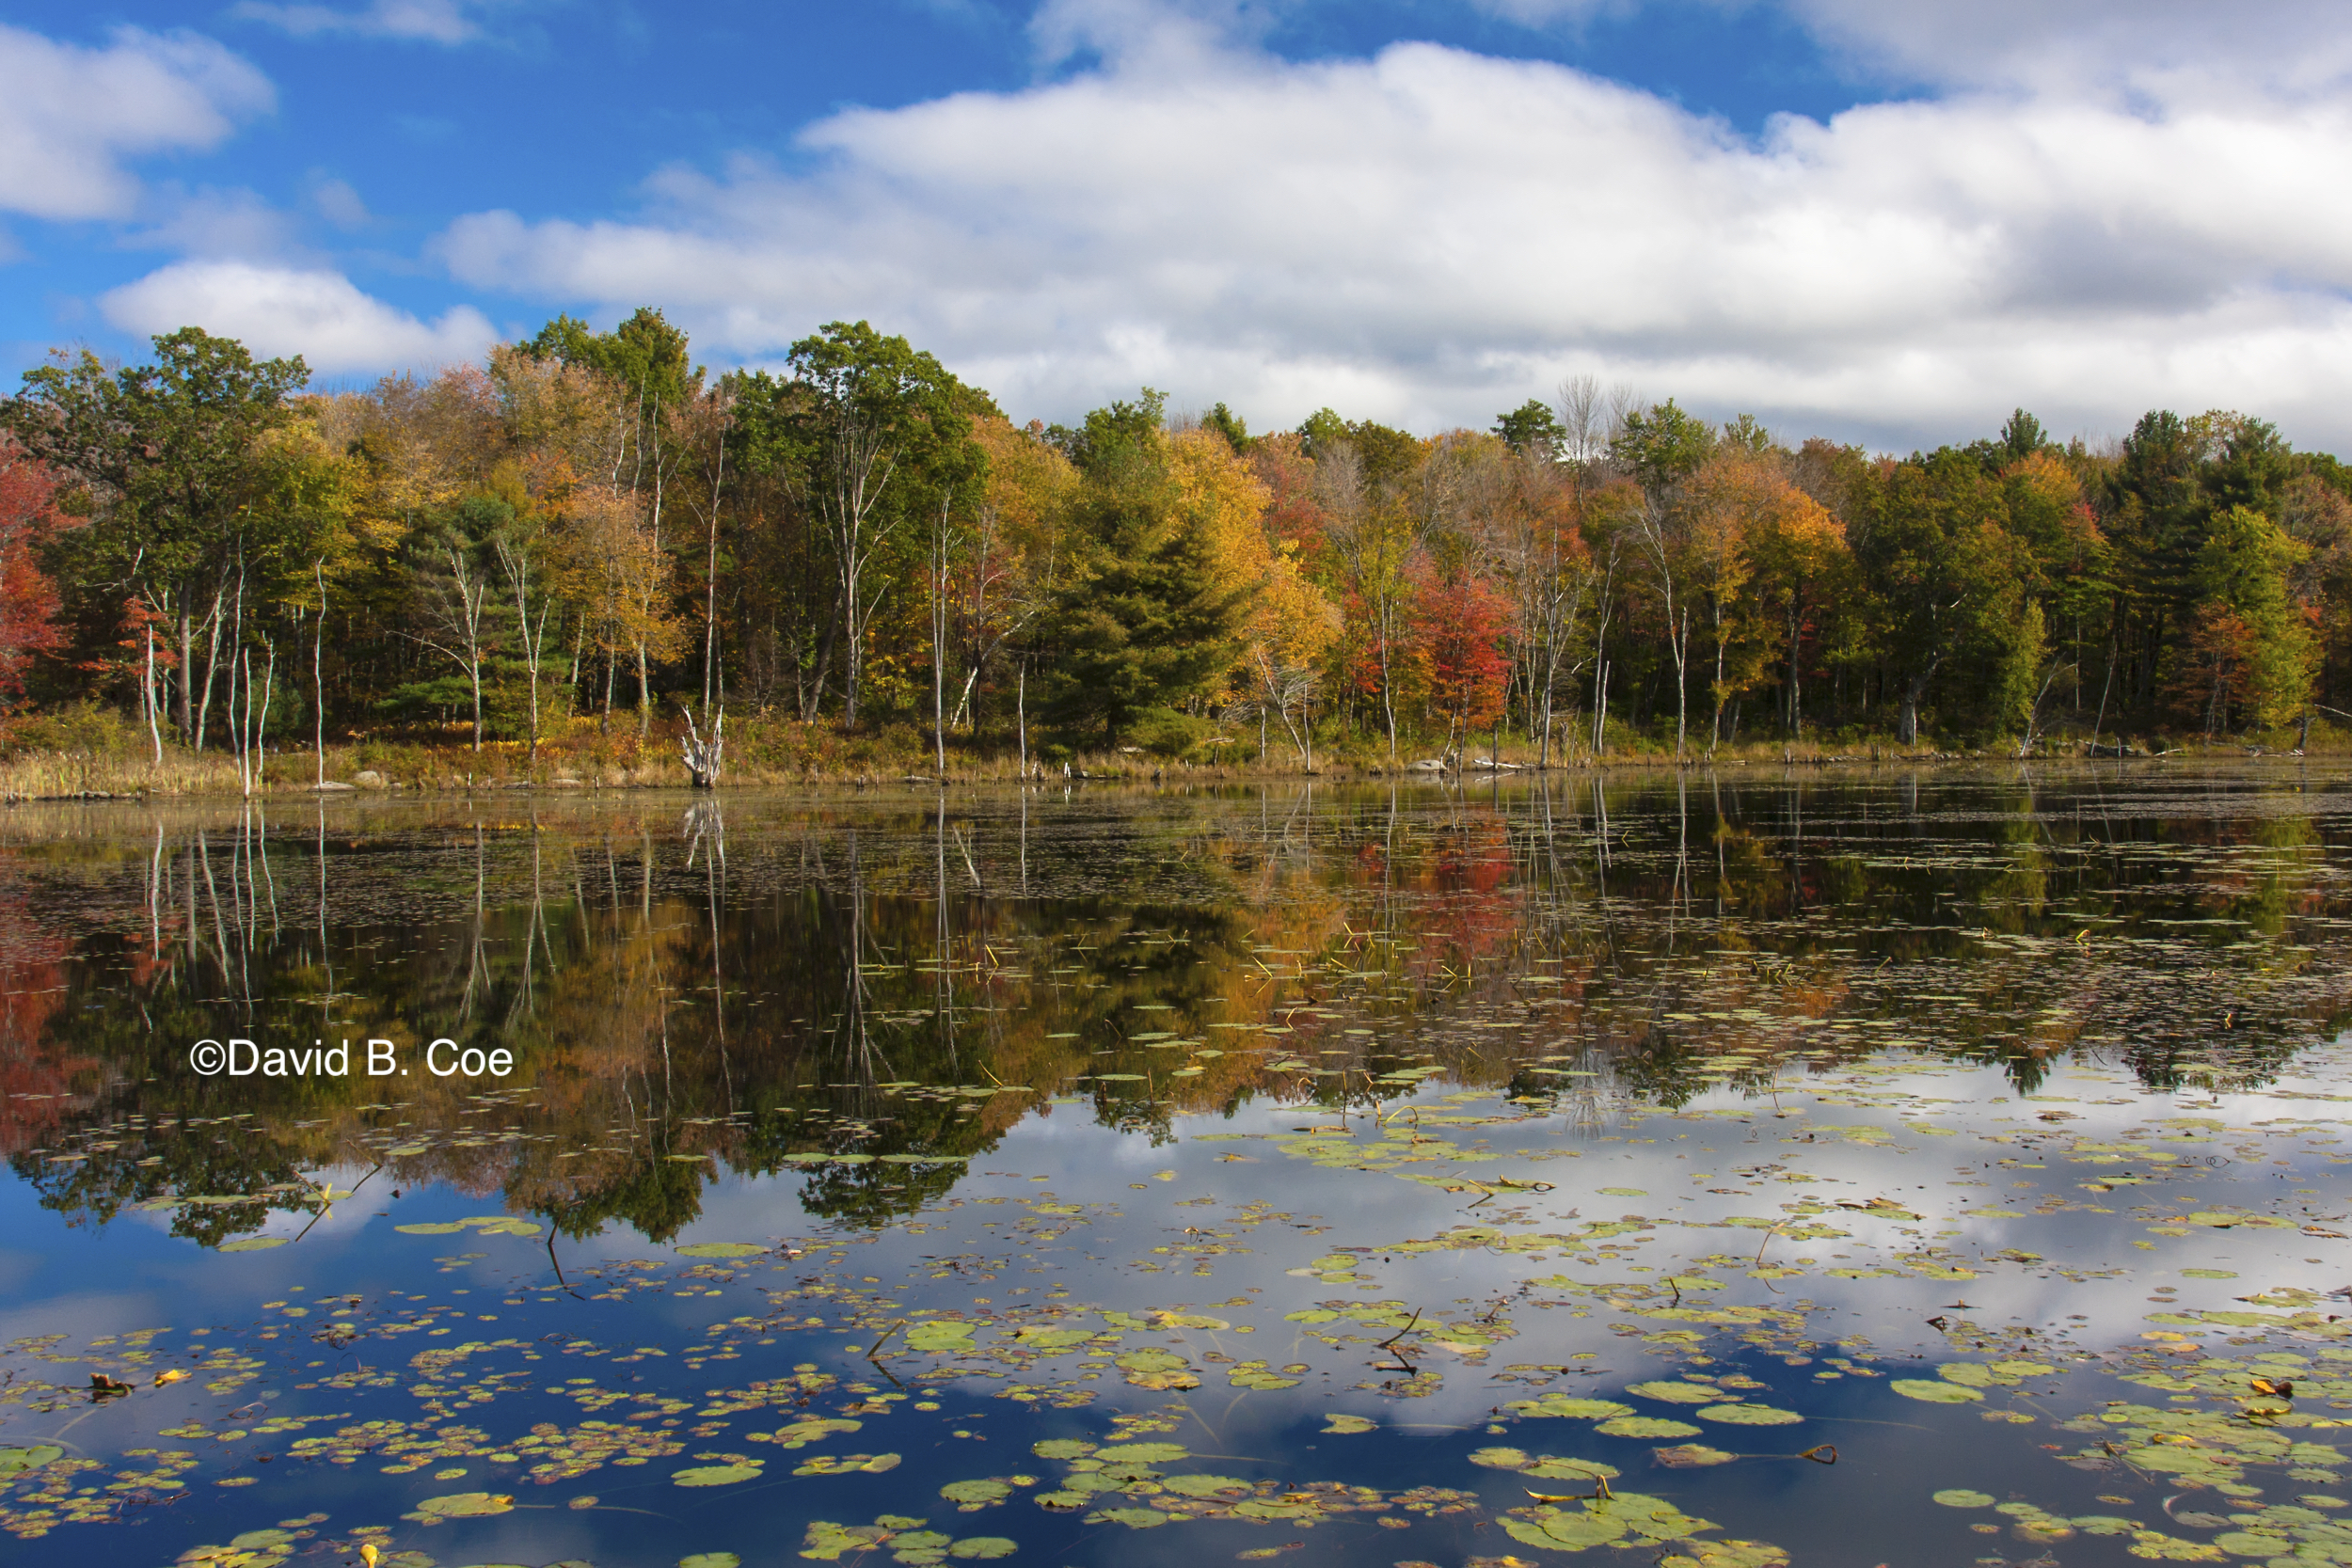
[1775,0,2352,94]
[101,260,498,374]
[310,177,373,231]
[124,185,303,260]
[1465,0,2352,94]
[0,24,274,222]
[429,24,2352,449]
[228,0,493,46]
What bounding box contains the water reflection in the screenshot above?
[3,768,2344,1250]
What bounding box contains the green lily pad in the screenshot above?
[1527,1457,1620,1481]
[906,1321,978,1353]
[1087,1507,1169,1528]
[1161,1475,1250,1497]
[414,1491,515,1517]
[1508,1395,1636,1420]
[675,1464,763,1486]
[1597,1417,1704,1438]
[675,1243,766,1259]
[949,1541,1018,1560]
[1322,1415,1376,1433]
[941,1480,1011,1508]
[1696,1404,1802,1426]
[1932,1490,1996,1508]
[680,1556,743,1568]
[219,1236,288,1252]
[1096,1443,1188,1465]
[0,1445,64,1477]
[1511,1508,1629,1549]
[795,1454,901,1476]
[1629,1381,1721,1404]
[1892,1380,1983,1403]
[1652,1445,1738,1468]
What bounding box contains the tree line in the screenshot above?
[3,310,2347,777]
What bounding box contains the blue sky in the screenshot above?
[5,1,2351,450]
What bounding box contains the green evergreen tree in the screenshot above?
[1040,450,1243,748]
[2194,503,2312,728]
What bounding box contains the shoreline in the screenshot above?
[3,741,2339,806]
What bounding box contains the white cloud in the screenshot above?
[101,261,498,374]
[125,185,302,260]
[0,24,273,222]
[1775,0,2352,95]
[1462,0,2352,95]
[229,0,493,46]
[310,177,373,231]
[429,28,2352,450]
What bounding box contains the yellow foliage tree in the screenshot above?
[1166,428,1338,767]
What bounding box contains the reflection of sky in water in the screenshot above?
[3,770,2352,1565]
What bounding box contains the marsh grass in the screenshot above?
[5,704,2343,800]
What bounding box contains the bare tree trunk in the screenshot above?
[1378,596,1398,761]
[932,497,949,775]
[145,624,164,763]
[635,640,651,737]
[177,604,193,740]
[313,562,327,787]
[703,418,725,712]
[252,641,276,794]
[195,586,227,752]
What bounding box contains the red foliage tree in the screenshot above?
[1407,570,1513,739]
[0,436,71,702]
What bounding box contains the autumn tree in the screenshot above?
[1610,398,1717,755]
[1039,404,1244,749]
[784,323,979,726]
[0,436,72,702]
[5,329,309,743]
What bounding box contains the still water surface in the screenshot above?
[4,768,2352,1568]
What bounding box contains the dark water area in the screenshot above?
[4,766,2352,1568]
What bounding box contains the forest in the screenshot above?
[1,309,2346,787]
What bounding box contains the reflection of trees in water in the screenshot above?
[0,774,2347,1243]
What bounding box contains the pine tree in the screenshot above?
[1040,455,1243,748]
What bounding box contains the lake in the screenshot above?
[3,767,2351,1568]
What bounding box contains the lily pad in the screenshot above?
[219,1236,288,1252]
[906,1321,978,1353]
[1660,1544,1788,1568]
[1470,1446,1534,1469]
[1508,1395,1636,1420]
[1892,1379,1983,1404]
[1096,1443,1188,1465]
[674,1464,763,1486]
[948,1541,1018,1560]
[0,1445,63,1477]
[675,1243,766,1259]
[1652,1445,1739,1468]
[1161,1475,1251,1497]
[1696,1404,1802,1426]
[1629,1381,1722,1404]
[1597,1416,1705,1438]
[1932,1489,1996,1508]
[414,1491,515,1518]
